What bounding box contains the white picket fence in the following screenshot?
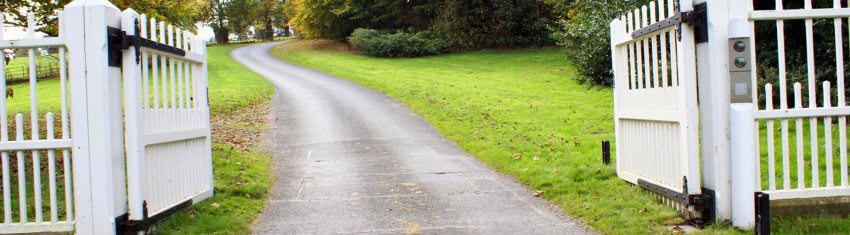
[0,13,75,233]
[610,0,701,214]
[0,0,212,234]
[748,1,850,200]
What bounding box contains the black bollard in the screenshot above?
[601,140,610,165]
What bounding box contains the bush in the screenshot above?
[430,0,556,51]
[348,29,443,58]
[549,0,649,86]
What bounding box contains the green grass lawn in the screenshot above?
[270,39,850,234]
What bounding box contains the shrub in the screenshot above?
[431,0,556,51]
[348,28,443,58]
[549,0,649,86]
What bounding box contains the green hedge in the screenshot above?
[549,0,649,86]
[348,29,443,58]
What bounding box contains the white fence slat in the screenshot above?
[641,6,650,90]
[1,150,7,224]
[152,18,160,112]
[795,83,805,189]
[635,9,644,90]
[803,0,820,189]
[767,84,775,190]
[824,82,833,187]
[0,13,9,226]
[177,29,184,110]
[57,10,73,222]
[169,25,176,113]
[628,12,636,90]
[15,114,26,223]
[658,0,668,88]
[161,21,168,112]
[841,0,850,188]
[649,2,658,89]
[46,113,57,222]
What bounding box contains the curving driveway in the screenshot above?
[231,41,593,235]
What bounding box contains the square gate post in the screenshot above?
[64,0,128,234]
[693,0,753,224]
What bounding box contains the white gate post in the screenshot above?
[694,0,733,222]
[64,0,128,233]
[695,0,752,223]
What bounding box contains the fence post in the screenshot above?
[65,0,127,233]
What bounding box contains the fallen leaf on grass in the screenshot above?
[638,208,647,213]
[533,156,540,161]
[533,191,543,197]
[671,226,685,233]
[211,203,220,209]
[513,154,522,160]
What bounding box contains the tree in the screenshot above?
[204,0,234,43]
[249,0,287,40]
[0,0,73,37]
[111,0,206,33]
[289,0,437,39]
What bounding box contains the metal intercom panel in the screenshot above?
[729,38,752,103]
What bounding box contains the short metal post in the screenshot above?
[754,192,770,235]
[602,140,611,165]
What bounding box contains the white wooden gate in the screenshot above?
[120,9,213,232]
[0,0,212,234]
[609,0,702,218]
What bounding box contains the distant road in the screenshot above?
[231,41,593,235]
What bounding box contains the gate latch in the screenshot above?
[108,19,187,67]
[630,2,708,43]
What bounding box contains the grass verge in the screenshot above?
[270,39,850,234]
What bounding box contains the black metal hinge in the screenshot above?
[120,199,193,234]
[637,176,714,228]
[108,19,187,67]
[630,2,708,43]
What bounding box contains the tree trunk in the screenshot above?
[216,28,230,44]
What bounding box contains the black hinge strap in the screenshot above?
[123,199,193,234]
[108,19,187,67]
[630,2,708,43]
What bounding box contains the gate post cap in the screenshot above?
[728,18,751,39]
